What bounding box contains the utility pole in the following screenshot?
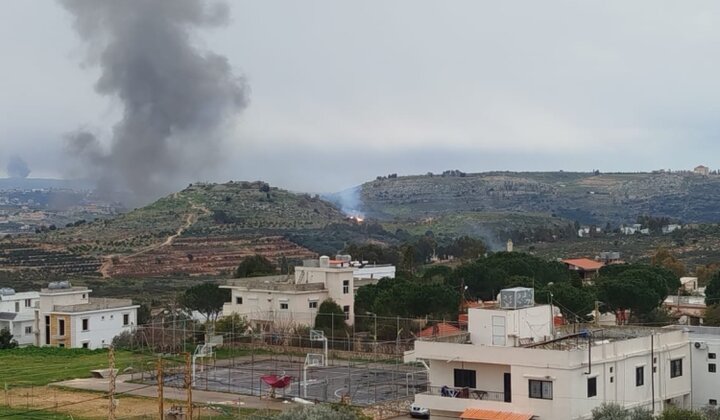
[184,352,193,420]
[157,357,164,420]
[108,346,116,420]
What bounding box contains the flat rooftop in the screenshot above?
[223,275,326,292]
[40,286,89,294]
[53,297,135,313]
[527,326,659,350]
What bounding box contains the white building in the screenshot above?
[39,282,139,349]
[222,256,355,330]
[406,288,692,419]
[0,288,40,346]
[671,326,720,409]
[352,263,395,281]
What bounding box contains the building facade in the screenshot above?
[222,256,355,330]
[39,282,138,349]
[0,288,40,346]
[407,290,692,419]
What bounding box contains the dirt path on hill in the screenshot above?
[98,200,210,278]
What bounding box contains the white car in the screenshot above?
[410,403,430,419]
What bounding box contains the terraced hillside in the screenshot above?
[1,181,380,279]
[358,171,720,225]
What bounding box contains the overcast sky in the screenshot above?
[2,1,720,194]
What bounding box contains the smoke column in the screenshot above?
[60,0,248,203]
[6,156,31,179]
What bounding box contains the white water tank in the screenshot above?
[319,256,330,268]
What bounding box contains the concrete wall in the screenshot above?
[69,309,137,349]
[415,330,691,420]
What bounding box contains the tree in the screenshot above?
[591,403,652,420]
[0,328,17,349]
[704,304,720,326]
[215,313,249,338]
[697,264,720,287]
[543,282,596,322]
[178,283,229,324]
[314,299,347,336]
[707,270,720,306]
[598,265,679,322]
[657,407,705,420]
[651,247,686,278]
[234,255,276,278]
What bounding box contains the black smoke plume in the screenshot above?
[60,0,248,203]
[7,156,31,179]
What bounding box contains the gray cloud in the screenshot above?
[59,0,248,203]
[6,156,31,179]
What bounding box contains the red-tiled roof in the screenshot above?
[461,408,533,420]
[417,322,461,337]
[562,258,604,271]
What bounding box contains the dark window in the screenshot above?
[454,369,477,388]
[82,342,89,349]
[14,302,19,312]
[58,319,65,336]
[711,399,718,406]
[529,380,553,400]
[24,299,31,307]
[280,302,289,310]
[82,318,89,331]
[123,314,129,326]
[343,305,350,320]
[58,343,64,348]
[609,367,613,373]
[671,359,683,378]
[24,326,32,335]
[711,353,717,360]
[44,316,50,345]
[309,301,318,309]
[610,376,614,383]
[236,296,243,304]
[343,280,349,294]
[636,366,644,386]
[710,363,717,373]
[587,377,597,397]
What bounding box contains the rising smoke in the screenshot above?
[60,0,248,204]
[6,156,31,179]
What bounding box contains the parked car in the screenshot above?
[410,403,430,419]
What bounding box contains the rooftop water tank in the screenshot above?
[319,256,330,268]
[0,288,15,296]
[499,287,535,310]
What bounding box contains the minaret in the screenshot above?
[506,239,513,252]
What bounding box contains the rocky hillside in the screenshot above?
[357,171,720,225]
[3,181,395,278]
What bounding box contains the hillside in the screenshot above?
[357,171,720,225]
[1,181,394,279]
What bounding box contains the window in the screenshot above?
[123,314,129,326]
[110,315,114,320]
[101,316,105,321]
[529,380,553,400]
[711,399,718,406]
[711,353,717,360]
[636,366,644,386]
[82,294,86,299]
[82,318,89,331]
[609,367,613,373]
[587,377,597,397]
[58,319,65,336]
[454,369,477,389]
[343,305,350,320]
[610,376,614,383]
[309,301,318,309]
[24,299,31,308]
[14,302,19,312]
[58,343,64,348]
[24,326,32,335]
[280,302,289,310]
[710,363,717,373]
[236,296,243,304]
[343,280,349,294]
[82,342,89,349]
[671,359,683,378]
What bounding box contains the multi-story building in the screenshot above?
[222,256,355,330]
[406,288,692,419]
[670,325,720,409]
[39,282,138,349]
[0,288,40,346]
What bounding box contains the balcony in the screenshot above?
[415,386,511,414]
[423,385,506,401]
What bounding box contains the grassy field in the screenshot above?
[0,347,154,388]
[0,406,82,419]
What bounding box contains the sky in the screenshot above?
[2,1,720,195]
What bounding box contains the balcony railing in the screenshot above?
[422,385,507,402]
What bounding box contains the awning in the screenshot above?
[460,408,533,420]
